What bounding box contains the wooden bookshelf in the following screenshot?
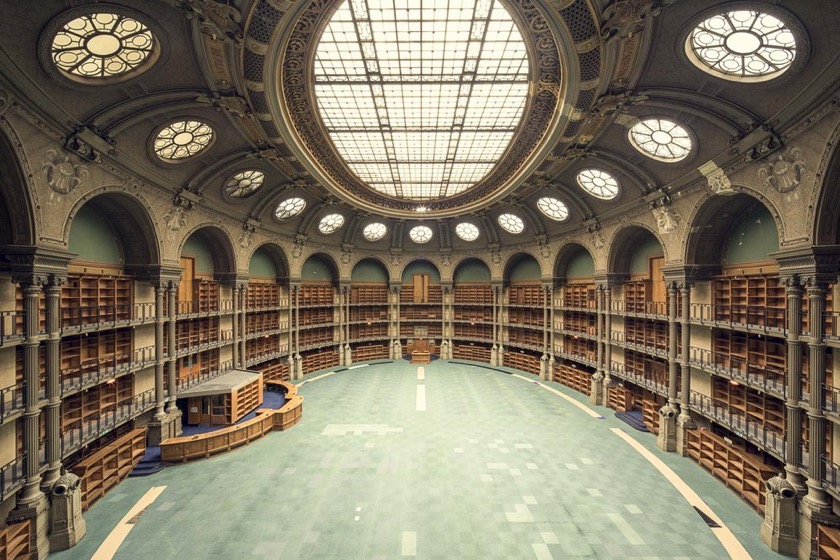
[193,279,220,313]
[177,349,220,388]
[247,282,281,310]
[301,349,340,374]
[711,377,785,437]
[351,283,389,304]
[61,376,134,433]
[0,519,30,560]
[563,336,596,363]
[624,318,668,353]
[817,524,840,560]
[624,281,650,313]
[233,376,263,422]
[452,343,491,362]
[258,359,290,383]
[553,362,592,395]
[453,283,492,305]
[59,273,133,327]
[607,385,633,412]
[713,330,786,387]
[713,272,785,329]
[300,282,335,307]
[509,282,542,307]
[453,323,493,341]
[352,343,389,362]
[505,350,541,375]
[642,397,664,434]
[562,283,596,310]
[684,428,778,513]
[70,427,146,511]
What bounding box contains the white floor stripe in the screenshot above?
[607,512,645,545]
[298,371,337,386]
[532,542,554,560]
[401,531,417,556]
[511,375,602,418]
[92,486,167,560]
[611,428,752,560]
[417,367,425,380]
[347,364,368,370]
[416,385,426,411]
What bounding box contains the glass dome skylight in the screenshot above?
[313,0,529,201]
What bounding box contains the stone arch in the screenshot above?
[607,223,666,274]
[0,125,36,246]
[812,121,840,245]
[247,241,289,281]
[503,252,542,282]
[684,191,782,267]
[451,255,492,280]
[399,258,441,282]
[64,189,161,266]
[178,224,238,274]
[553,242,595,280]
[301,251,340,283]
[350,257,390,282]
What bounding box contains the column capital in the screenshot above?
[593,272,627,288]
[6,245,73,285]
[772,245,840,279]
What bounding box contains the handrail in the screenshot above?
[61,389,156,456]
[0,453,26,501]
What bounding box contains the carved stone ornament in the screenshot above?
[758,146,807,193]
[389,249,403,267]
[341,248,353,265]
[440,252,452,267]
[591,229,606,250]
[237,229,253,250]
[163,206,188,241]
[292,239,305,259]
[652,205,681,234]
[490,248,502,265]
[539,240,551,260]
[42,148,89,195]
[706,168,733,194]
[601,0,664,42]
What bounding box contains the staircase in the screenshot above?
[129,446,166,477]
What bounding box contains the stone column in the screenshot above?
[166,281,178,412]
[42,276,64,489]
[490,285,499,366]
[232,282,240,368]
[658,282,679,452]
[498,284,506,367]
[539,284,549,380]
[287,284,295,376]
[440,285,448,359]
[781,277,806,491]
[10,277,49,558]
[798,280,834,560]
[603,284,612,388]
[677,283,695,455]
[146,282,168,446]
[293,285,302,379]
[239,284,247,368]
[591,284,604,405]
[547,285,556,378]
[392,285,402,359]
[343,285,352,365]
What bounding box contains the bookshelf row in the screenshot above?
[452,343,491,362]
[69,428,146,511]
[552,362,592,395]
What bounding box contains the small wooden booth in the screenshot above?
[180,369,263,426]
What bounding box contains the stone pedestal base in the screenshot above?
[798,492,836,559]
[539,355,549,381]
[656,406,677,452]
[497,348,505,368]
[391,340,402,360]
[676,415,695,457]
[49,473,86,551]
[344,345,352,366]
[490,346,498,366]
[294,354,303,379]
[761,476,798,557]
[440,340,450,360]
[150,409,182,444]
[8,493,49,559]
[589,374,604,406]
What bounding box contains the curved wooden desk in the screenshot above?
[161,381,303,464]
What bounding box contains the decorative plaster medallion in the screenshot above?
[706,168,733,194]
[42,148,89,195]
[591,229,606,251]
[237,229,254,250]
[163,206,187,241]
[652,205,681,234]
[758,146,806,193]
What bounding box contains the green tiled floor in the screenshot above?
[52,361,786,559]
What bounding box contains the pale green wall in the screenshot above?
[302,254,335,280]
[630,237,663,275]
[566,251,594,279]
[249,247,277,279]
[69,206,123,264]
[402,261,441,282]
[453,258,491,282]
[352,258,389,282]
[183,236,214,274]
[508,255,541,281]
[723,204,779,265]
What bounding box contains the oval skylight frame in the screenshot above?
[409,225,433,244]
[153,120,214,161]
[274,197,306,220]
[455,223,480,242]
[225,170,265,198]
[537,197,570,221]
[318,213,345,234]
[576,170,619,200]
[362,222,387,241]
[628,118,692,162]
[687,10,797,83]
[497,213,524,234]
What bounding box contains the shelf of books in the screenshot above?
[352,344,390,362]
[301,349,340,374]
[562,283,596,310]
[452,342,492,363]
[257,359,290,383]
[59,273,133,328]
[817,524,840,560]
[504,350,541,375]
[0,518,30,560]
[712,269,786,330]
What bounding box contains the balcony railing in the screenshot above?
[176,299,234,317]
[60,345,156,396]
[0,454,26,501]
[688,347,786,398]
[689,303,785,334]
[608,361,668,395]
[0,311,24,345]
[60,302,156,333]
[0,382,24,421]
[689,390,785,458]
[610,300,668,318]
[61,389,156,457]
[175,360,235,393]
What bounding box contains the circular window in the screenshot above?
[628,119,692,162]
[362,222,387,241]
[537,197,570,220]
[318,213,345,234]
[498,213,524,234]
[576,170,619,200]
[687,10,797,82]
[41,8,163,85]
[225,170,265,198]
[455,223,480,242]
[409,226,433,244]
[274,197,306,220]
[153,120,214,161]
